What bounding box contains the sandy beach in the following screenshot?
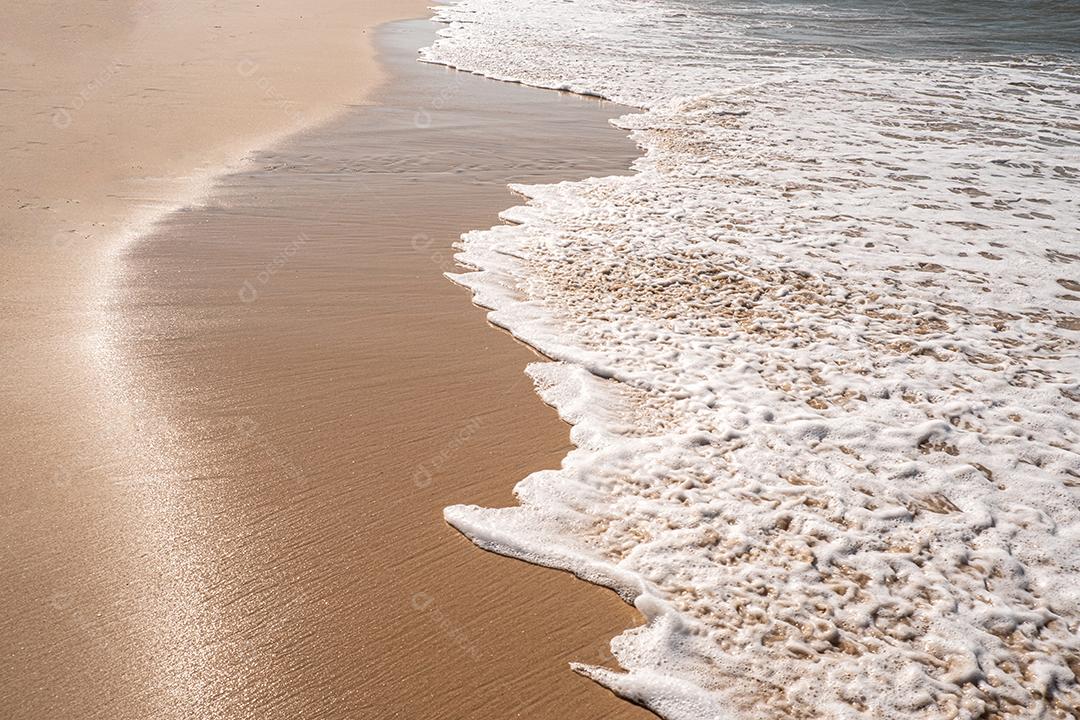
[7,1,1080,718]
[2,4,649,719]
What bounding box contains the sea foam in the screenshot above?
[422,1,1080,717]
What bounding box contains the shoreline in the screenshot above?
[3,12,652,720]
[414,3,1080,718]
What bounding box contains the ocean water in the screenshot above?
[422,2,1080,718]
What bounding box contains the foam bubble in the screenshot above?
[424,1,1080,716]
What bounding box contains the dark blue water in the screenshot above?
[683,0,1080,59]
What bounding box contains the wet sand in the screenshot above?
[2,2,423,717]
[2,14,650,720]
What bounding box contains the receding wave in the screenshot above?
[422,0,1080,717]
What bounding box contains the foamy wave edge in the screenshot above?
[420,12,734,720]
[419,1,1080,718]
[441,190,734,717]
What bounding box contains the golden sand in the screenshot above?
[1,5,650,718]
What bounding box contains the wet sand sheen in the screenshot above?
[1,2,428,715]
[99,19,651,720]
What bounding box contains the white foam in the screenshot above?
[424,1,1080,716]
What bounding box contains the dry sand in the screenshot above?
[2,0,425,249]
[1,5,650,720]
